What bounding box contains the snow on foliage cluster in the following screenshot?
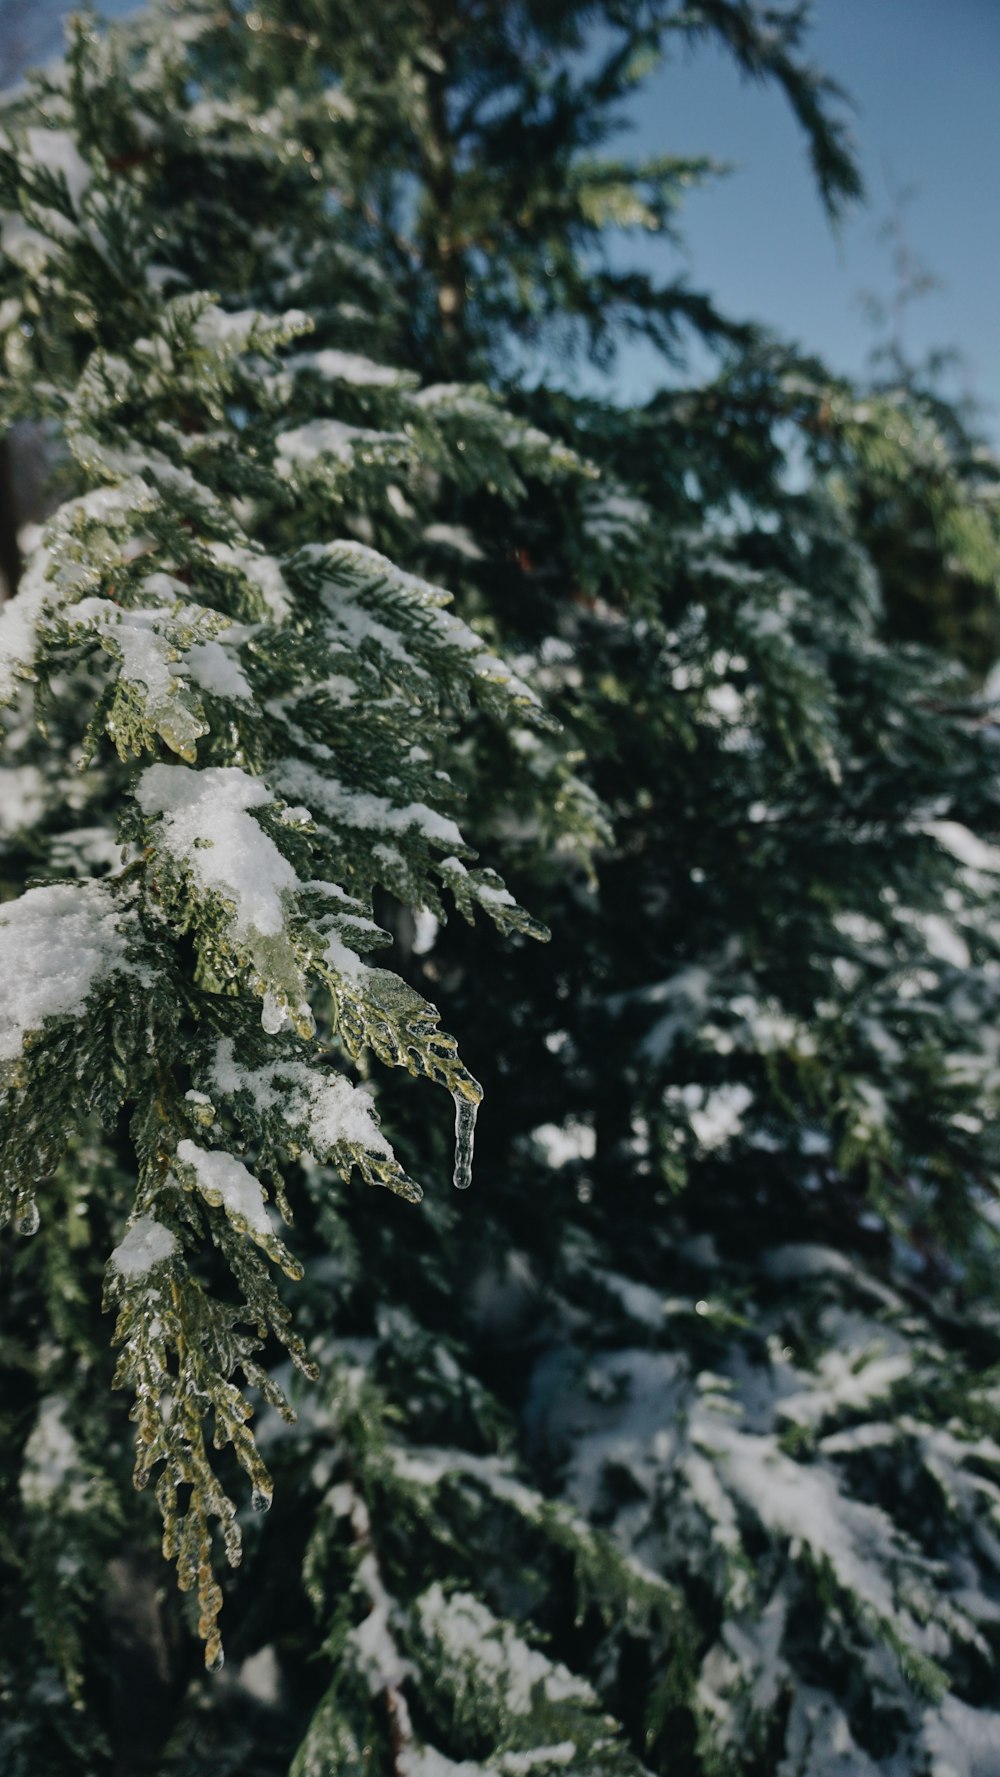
[0,5,569,1678]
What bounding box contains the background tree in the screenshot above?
[3,5,1000,1776]
[849,191,1000,678]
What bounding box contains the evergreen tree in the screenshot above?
[3,6,1000,1777]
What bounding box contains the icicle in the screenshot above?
[260,990,287,1035]
[452,1091,478,1191]
[251,1485,272,1514]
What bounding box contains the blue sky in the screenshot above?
[594,0,1000,436]
[6,1,998,438]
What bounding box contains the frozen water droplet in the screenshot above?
[452,1090,479,1191]
[251,1486,272,1513]
[208,1647,225,1674]
[15,1196,39,1237]
[260,991,286,1035]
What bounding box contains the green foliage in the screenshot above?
[3,4,1000,1777]
[0,2,568,1681]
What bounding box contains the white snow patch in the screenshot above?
[779,1349,911,1429]
[236,1645,281,1706]
[399,1751,487,1777]
[699,1418,904,1626]
[286,347,407,387]
[70,599,208,754]
[0,547,61,702]
[275,758,462,850]
[192,305,264,349]
[417,1585,592,1714]
[137,764,297,938]
[925,821,1000,875]
[184,637,253,701]
[668,1081,752,1150]
[25,129,92,205]
[0,763,46,834]
[923,1694,1000,1777]
[499,1749,577,1774]
[413,909,439,954]
[20,1397,84,1509]
[532,1120,595,1166]
[275,419,402,467]
[0,881,135,1059]
[207,540,292,620]
[208,1037,390,1159]
[177,1140,271,1236]
[308,538,449,609]
[421,523,485,560]
[110,1215,178,1278]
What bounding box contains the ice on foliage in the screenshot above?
[728,994,816,1055]
[762,1244,856,1282]
[451,863,514,909]
[109,1214,178,1279]
[497,1749,577,1774]
[137,764,297,938]
[853,1079,889,1132]
[65,473,158,532]
[896,906,971,970]
[412,908,440,954]
[352,1548,414,1692]
[771,1687,887,1777]
[320,929,367,982]
[834,910,885,946]
[399,1750,575,1777]
[704,682,746,723]
[177,1139,271,1236]
[697,1588,789,1747]
[0,881,135,1059]
[546,1347,687,1518]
